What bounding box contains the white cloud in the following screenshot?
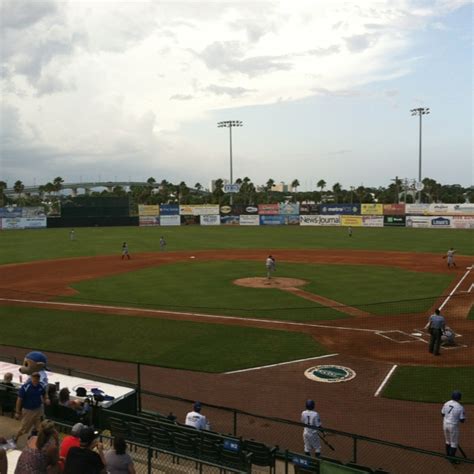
[0,0,469,185]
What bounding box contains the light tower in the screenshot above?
[410,107,430,203]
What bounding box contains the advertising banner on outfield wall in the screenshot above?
[405,204,430,215]
[362,216,384,227]
[258,204,279,215]
[427,204,474,215]
[200,215,221,226]
[159,204,179,215]
[341,215,363,227]
[139,216,159,226]
[384,215,406,227]
[220,205,233,215]
[383,204,405,215]
[406,216,430,228]
[241,205,259,215]
[300,215,341,226]
[1,217,47,229]
[320,204,360,215]
[285,215,300,225]
[452,216,474,228]
[299,204,319,215]
[430,216,452,228]
[0,207,22,218]
[180,205,219,216]
[279,202,300,215]
[22,207,46,217]
[221,215,240,225]
[181,215,200,225]
[138,205,159,216]
[259,215,286,225]
[159,215,180,226]
[361,204,383,215]
[239,215,259,225]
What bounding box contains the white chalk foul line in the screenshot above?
[223,353,339,374]
[439,267,472,310]
[374,364,398,397]
[0,297,379,333]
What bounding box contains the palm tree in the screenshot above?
[194,183,203,192]
[13,180,24,194]
[332,182,342,203]
[53,177,64,192]
[291,179,300,193]
[266,179,275,191]
[317,180,326,193]
[147,177,156,185]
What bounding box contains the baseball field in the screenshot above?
[0,225,473,406]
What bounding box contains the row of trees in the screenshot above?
[0,177,471,209]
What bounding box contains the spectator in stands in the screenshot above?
[1,373,15,415]
[14,419,60,473]
[2,373,14,387]
[185,401,210,430]
[0,448,7,474]
[63,426,106,474]
[47,384,58,406]
[13,372,50,444]
[59,423,84,469]
[105,437,136,474]
[59,388,90,418]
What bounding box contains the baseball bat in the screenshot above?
[458,445,467,459]
[318,431,335,451]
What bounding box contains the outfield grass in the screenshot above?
[0,226,473,264]
[0,306,327,372]
[468,306,474,320]
[60,261,453,320]
[383,366,474,404]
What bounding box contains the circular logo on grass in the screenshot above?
[304,365,356,383]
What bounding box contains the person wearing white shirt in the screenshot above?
[441,391,466,461]
[301,399,322,457]
[185,401,210,430]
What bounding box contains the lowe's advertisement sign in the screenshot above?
[319,204,360,215]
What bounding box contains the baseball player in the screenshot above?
[69,229,75,241]
[348,226,352,237]
[424,308,445,355]
[159,236,167,251]
[442,391,466,462]
[121,242,130,260]
[185,401,210,430]
[443,248,456,268]
[301,399,322,457]
[265,255,276,279]
[441,326,456,347]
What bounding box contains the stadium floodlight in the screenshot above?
[217,121,243,205]
[410,107,430,203]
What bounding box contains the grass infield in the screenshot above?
[0,226,473,264]
[0,306,327,372]
[59,261,454,321]
[383,366,474,404]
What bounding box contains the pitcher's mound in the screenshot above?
[234,277,308,289]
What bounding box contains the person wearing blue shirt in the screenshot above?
[13,372,50,443]
[425,309,446,356]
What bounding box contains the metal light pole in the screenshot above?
[217,120,243,205]
[410,107,430,203]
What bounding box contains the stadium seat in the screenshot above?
[129,421,151,445]
[243,439,278,473]
[108,416,130,439]
[150,426,174,452]
[0,385,15,417]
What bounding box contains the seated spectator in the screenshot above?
[59,423,84,470]
[47,385,58,406]
[0,448,7,474]
[63,426,106,474]
[59,388,90,416]
[105,437,136,474]
[14,419,60,474]
[185,401,210,430]
[2,373,14,387]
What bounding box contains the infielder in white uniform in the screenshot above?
[441,391,466,461]
[443,248,456,268]
[185,401,210,430]
[301,399,322,457]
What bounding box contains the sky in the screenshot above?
[1,0,472,190]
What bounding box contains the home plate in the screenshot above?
[190,256,196,259]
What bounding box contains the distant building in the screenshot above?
[271,182,289,193]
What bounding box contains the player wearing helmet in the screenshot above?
[441,391,466,462]
[301,399,322,457]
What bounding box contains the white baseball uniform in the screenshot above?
[446,249,455,266]
[185,410,210,430]
[441,400,466,448]
[301,409,321,454]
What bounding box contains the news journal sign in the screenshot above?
[300,215,341,226]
